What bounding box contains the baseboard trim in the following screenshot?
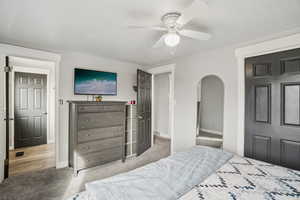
[199,128,222,136]
[197,136,223,142]
[155,135,171,141]
[154,130,170,139]
[159,133,171,139]
[56,161,68,169]
[47,140,55,144]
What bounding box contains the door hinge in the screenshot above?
[4,66,12,72]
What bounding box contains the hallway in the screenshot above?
[9,144,55,176]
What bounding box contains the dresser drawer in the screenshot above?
[78,126,123,143]
[78,105,124,113]
[78,112,124,130]
[77,136,123,154]
[77,146,122,169]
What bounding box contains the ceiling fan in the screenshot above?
[128,0,211,48]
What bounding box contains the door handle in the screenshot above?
[43,112,48,115]
[138,115,143,119]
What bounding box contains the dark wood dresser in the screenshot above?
[68,101,126,175]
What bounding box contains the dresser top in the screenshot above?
[67,101,127,105]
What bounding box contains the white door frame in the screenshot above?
[147,64,175,154]
[10,66,52,150]
[235,33,300,156]
[0,44,61,182]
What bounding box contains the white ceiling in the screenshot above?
[0,0,300,65]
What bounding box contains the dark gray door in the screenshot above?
[137,69,152,156]
[4,56,10,178]
[245,48,300,170]
[14,72,47,148]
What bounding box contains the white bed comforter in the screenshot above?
[69,146,232,200]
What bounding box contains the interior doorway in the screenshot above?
[196,75,224,148]
[8,62,55,177]
[148,64,175,154]
[153,72,171,142]
[1,50,60,181]
[151,70,174,155]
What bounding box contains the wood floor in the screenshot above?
[9,144,55,176]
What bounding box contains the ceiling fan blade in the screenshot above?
[153,34,167,48]
[180,29,211,40]
[177,0,208,26]
[127,25,167,31]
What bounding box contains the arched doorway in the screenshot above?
[196,75,224,148]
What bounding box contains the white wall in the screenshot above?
[154,73,170,138]
[58,52,140,164]
[173,46,238,153]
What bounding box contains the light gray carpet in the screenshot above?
[0,137,170,200]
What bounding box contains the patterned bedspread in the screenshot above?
[179,156,300,200]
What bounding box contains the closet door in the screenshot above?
[245,48,300,170]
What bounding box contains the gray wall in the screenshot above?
[154,73,170,138]
[199,75,224,133]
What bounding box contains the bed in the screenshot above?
[179,156,300,200]
[68,146,300,200]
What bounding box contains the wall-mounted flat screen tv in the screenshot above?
[74,68,117,95]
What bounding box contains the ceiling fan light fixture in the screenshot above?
[164,32,180,47]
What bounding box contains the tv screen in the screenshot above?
[74,68,117,95]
